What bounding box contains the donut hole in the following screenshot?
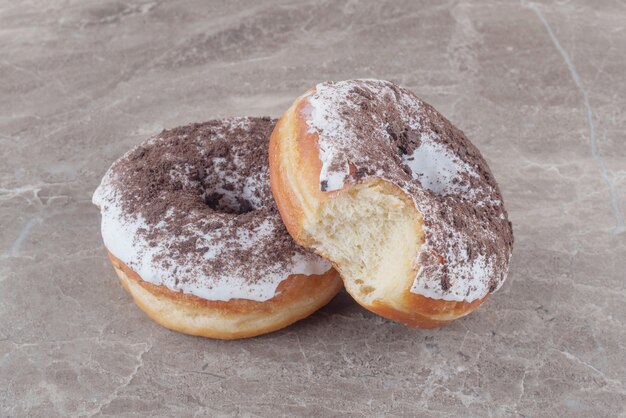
[203,191,255,215]
[201,155,267,215]
[305,180,424,307]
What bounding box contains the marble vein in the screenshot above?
[529,2,626,235]
[8,217,42,257]
[82,343,153,417]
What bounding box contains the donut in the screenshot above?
[269,80,513,328]
[93,117,342,339]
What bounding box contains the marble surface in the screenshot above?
[1,0,625,416]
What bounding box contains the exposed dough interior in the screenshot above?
[304,181,424,308]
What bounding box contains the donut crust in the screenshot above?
[108,252,342,339]
[269,94,487,328]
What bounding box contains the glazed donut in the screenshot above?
[93,117,341,339]
[269,80,513,328]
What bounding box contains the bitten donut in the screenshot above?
[269,80,513,328]
[93,117,341,339]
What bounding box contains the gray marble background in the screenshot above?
[1,0,625,416]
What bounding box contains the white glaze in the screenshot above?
[402,135,476,196]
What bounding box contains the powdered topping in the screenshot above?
[304,80,513,302]
[93,117,330,302]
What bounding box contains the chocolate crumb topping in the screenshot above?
[93,117,330,302]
